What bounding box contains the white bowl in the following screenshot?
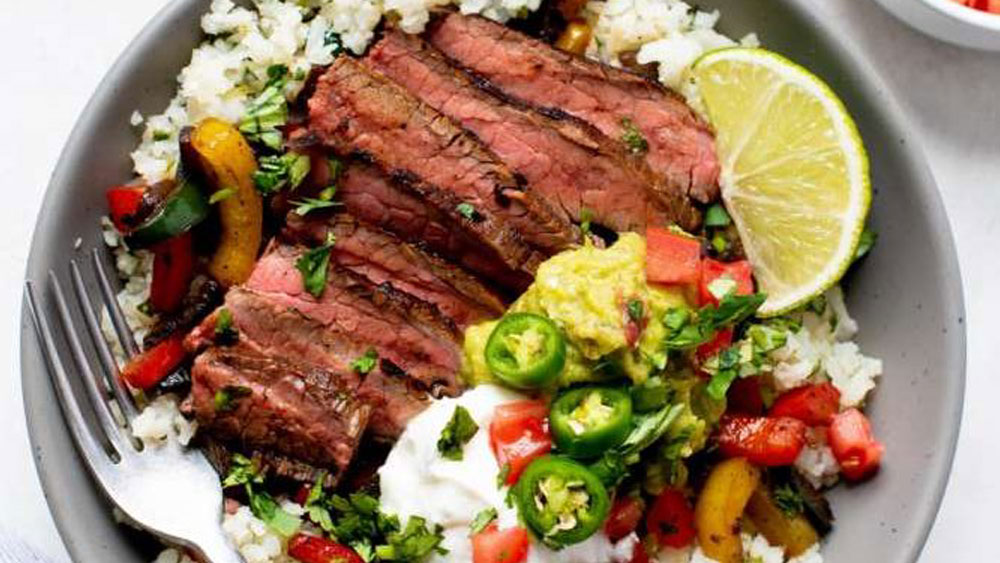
[872,0,1000,50]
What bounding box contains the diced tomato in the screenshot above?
[726,376,765,416]
[698,259,754,306]
[293,483,312,506]
[106,185,146,233]
[149,232,195,313]
[120,335,188,390]
[646,227,702,285]
[288,534,364,563]
[472,524,529,563]
[490,401,552,485]
[828,408,884,481]
[629,542,650,563]
[769,383,841,426]
[605,496,645,542]
[646,488,696,549]
[696,327,733,362]
[716,415,807,466]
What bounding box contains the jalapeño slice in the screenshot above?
[485,313,566,389]
[514,456,610,548]
[550,387,633,459]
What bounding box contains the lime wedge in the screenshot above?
[691,48,871,316]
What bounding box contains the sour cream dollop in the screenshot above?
[379,385,636,563]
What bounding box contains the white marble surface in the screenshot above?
[0,0,996,562]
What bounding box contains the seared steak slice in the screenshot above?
[185,340,370,480]
[285,212,505,327]
[245,243,463,396]
[426,13,720,205]
[336,160,532,291]
[357,360,432,440]
[366,30,700,232]
[308,57,578,265]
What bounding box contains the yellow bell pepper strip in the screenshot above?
[693,457,760,563]
[185,118,264,287]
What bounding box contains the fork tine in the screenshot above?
[25,280,116,477]
[91,248,139,359]
[48,271,131,456]
[70,260,140,424]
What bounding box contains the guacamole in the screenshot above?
[462,233,691,386]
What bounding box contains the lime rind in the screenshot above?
[692,48,871,317]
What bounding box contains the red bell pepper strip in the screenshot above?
[288,534,364,563]
[490,400,552,485]
[828,408,884,481]
[120,335,187,390]
[106,185,146,233]
[149,231,195,313]
[646,227,702,285]
[769,383,842,426]
[472,524,530,563]
[716,415,807,466]
[698,259,754,305]
[645,488,696,549]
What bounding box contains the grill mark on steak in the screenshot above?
[426,12,720,206]
[284,211,505,328]
[244,243,463,396]
[307,57,578,265]
[183,340,370,480]
[365,30,701,232]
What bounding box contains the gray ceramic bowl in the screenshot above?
[20,0,966,561]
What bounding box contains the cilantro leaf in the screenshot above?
[469,507,498,536]
[221,453,263,488]
[774,484,805,518]
[627,299,644,323]
[214,308,238,345]
[351,348,378,374]
[292,197,341,216]
[705,347,741,401]
[375,516,447,560]
[455,202,479,221]
[496,463,511,488]
[214,385,251,413]
[248,488,300,536]
[295,243,334,298]
[437,405,479,461]
[704,203,732,227]
[253,152,311,195]
[621,117,648,155]
[239,70,289,150]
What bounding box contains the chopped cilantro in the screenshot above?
[580,208,594,237]
[621,117,648,155]
[374,516,448,561]
[209,187,236,204]
[351,348,379,374]
[213,385,251,412]
[705,347,741,401]
[496,463,511,488]
[239,68,289,150]
[469,507,498,536]
[221,453,263,488]
[774,484,805,518]
[295,242,334,298]
[711,232,729,254]
[222,453,300,536]
[627,299,644,323]
[662,293,767,349]
[152,130,171,142]
[704,203,732,227]
[437,405,479,461]
[292,197,341,216]
[253,152,311,195]
[455,202,479,221]
[324,29,344,52]
[854,227,877,262]
[214,308,239,345]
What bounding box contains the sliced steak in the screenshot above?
[336,160,532,291]
[245,243,463,396]
[357,360,432,440]
[426,12,720,205]
[366,30,700,232]
[285,212,505,327]
[307,57,578,265]
[184,340,370,481]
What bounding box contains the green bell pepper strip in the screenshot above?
[550,387,633,459]
[126,177,210,247]
[513,456,610,548]
[484,313,566,389]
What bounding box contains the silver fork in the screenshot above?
[24,248,242,563]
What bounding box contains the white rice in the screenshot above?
[680,535,824,563]
[131,394,199,448]
[99,216,157,363]
[769,286,883,409]
[152,548,198,563]
[221,505,296,563]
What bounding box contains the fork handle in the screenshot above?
[192,533,244,563]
